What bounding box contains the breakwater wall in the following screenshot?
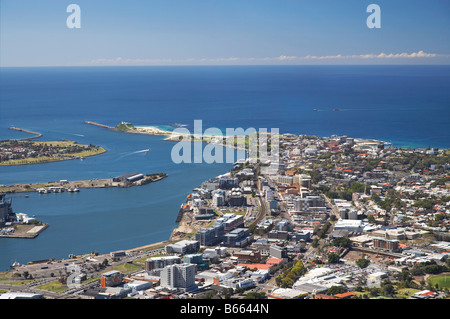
[9,127,43,141]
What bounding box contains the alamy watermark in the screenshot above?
[170,120,280,169]
[66,263,83,289]
[66,4,81,29]
[367,4,381,29]
[66,4,380,30]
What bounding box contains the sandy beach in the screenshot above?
[134,125,174,136]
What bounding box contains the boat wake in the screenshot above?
[115,149,151,161]
[132,149,150,154]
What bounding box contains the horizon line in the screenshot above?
[2,63,450,68]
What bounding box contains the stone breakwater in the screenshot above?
[8,127,43,141]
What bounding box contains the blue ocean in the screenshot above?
[0,65,449,270]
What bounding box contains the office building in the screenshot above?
[165,240,200,255]
[223,228,253,247]
[145,256,181,271]
[195,224,224,246]
[100,270,123,288]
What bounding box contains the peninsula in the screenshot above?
[85,120,262,150]
[85,121,172,137]
[0,138,106,166]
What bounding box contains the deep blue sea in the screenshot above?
[0,65,449,270]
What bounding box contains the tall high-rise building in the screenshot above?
[0,194,13,226]
[160,263,197,291]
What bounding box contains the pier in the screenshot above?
[0,224,48,239]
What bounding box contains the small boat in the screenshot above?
[313,109,318,112]
[37,188,48,194]
[333,108,341,111]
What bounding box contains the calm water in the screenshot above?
[0,65,449,270]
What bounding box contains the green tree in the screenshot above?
[200,290,217,299]
[281,277,294,288]
[356,258,370,269]
[245,292,266,299]
[327,286,347,295]
[381,281,395,296]
[332,237,352,248]
[328,253,340,264]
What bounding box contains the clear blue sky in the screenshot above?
[1,0,449,66]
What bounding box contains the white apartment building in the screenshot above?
[160,263,197,291]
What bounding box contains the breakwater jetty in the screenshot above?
[84,121,114,129]
[9,127,43,141]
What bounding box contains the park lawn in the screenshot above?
[395,288,421,299]
[106,262,141,274]
[0,156,62,166]
[83,277,100,285]
[3,280,37,286]
[352,291,371,298]
[33,141,78,147]
[133,254,171,268]
[428,273,450,290]
[68,147,106,158]
[222,210,246,215]
[35,280,68,293]
[0,272,12,281]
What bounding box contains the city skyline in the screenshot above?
[1,0,449,67]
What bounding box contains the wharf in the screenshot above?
[0,173,167,194]
[0,224,48,239]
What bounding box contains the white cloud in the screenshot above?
[275,55,298,61]
[305,50,439,60]
[83,51,447,66]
